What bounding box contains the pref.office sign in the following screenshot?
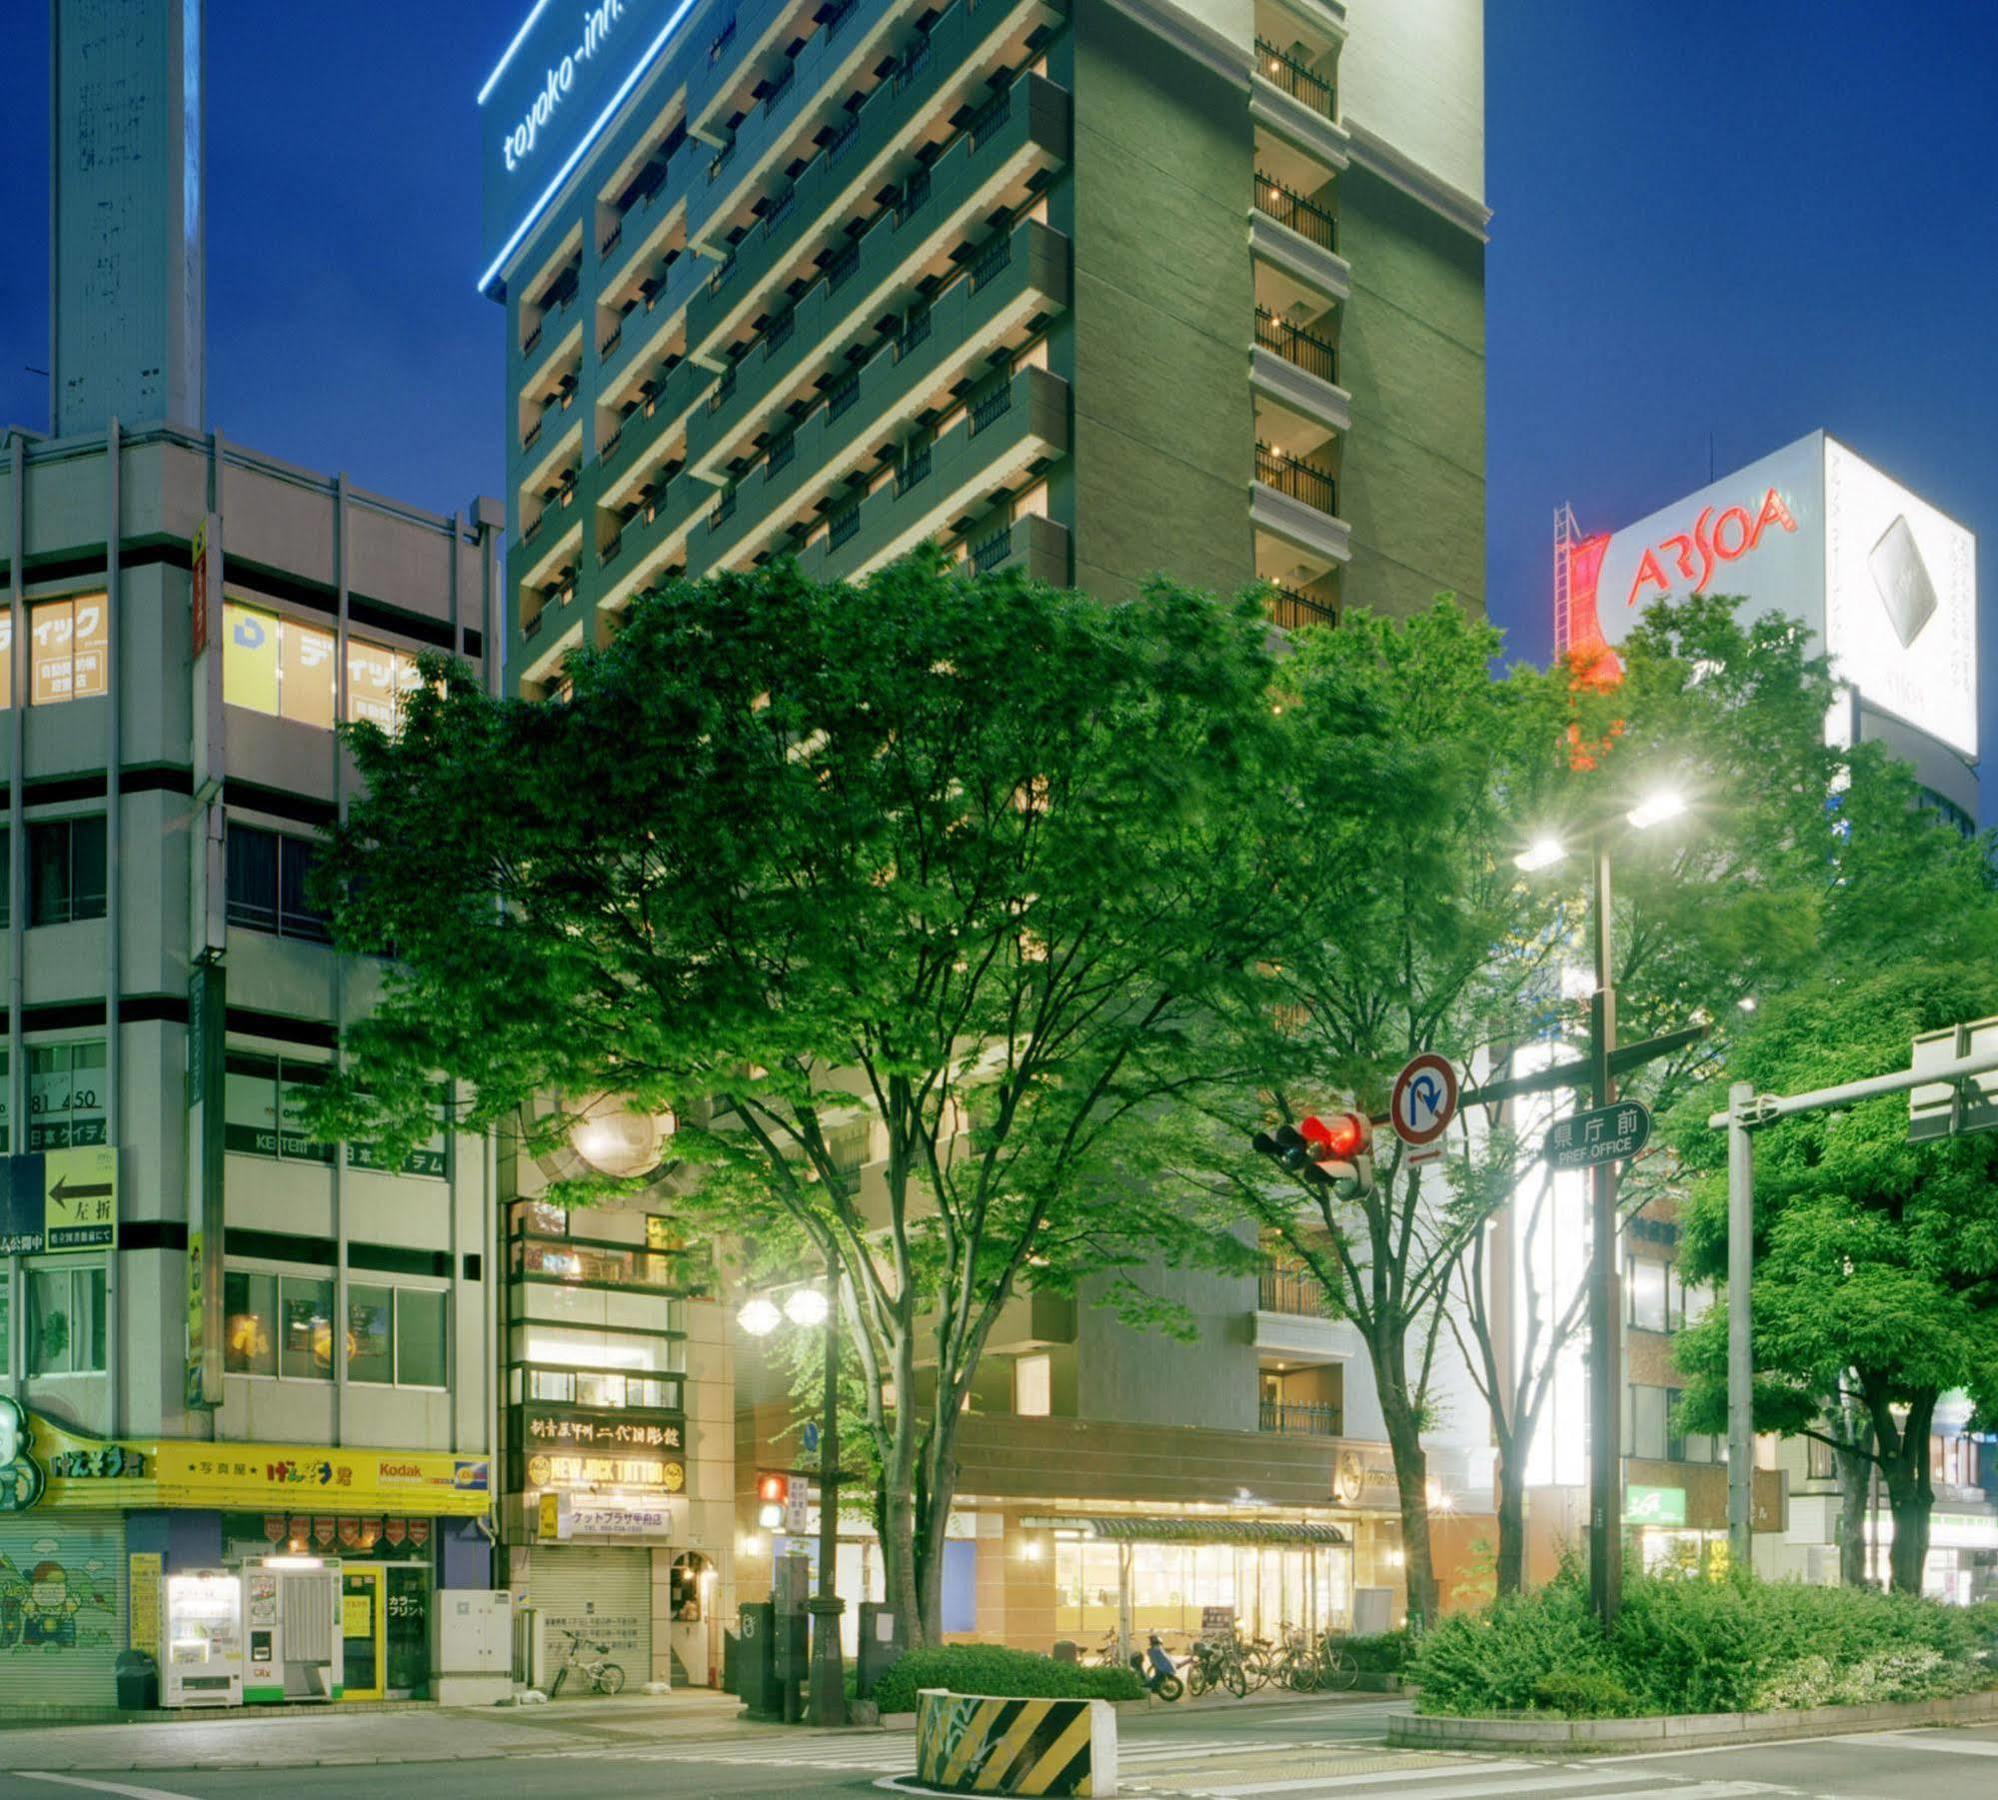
[478,0,702,293]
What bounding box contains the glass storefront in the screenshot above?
[1053,1538,1352,1641]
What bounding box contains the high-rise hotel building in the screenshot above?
[479,0,1488,1642]
[0,1,505,1705]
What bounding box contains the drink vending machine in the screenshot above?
[161,1569,244,1707]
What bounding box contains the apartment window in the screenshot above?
[29,1041,107,1151]
[1014,1353,1051,1417]
[224,1052,336,1164]
[25,594,109,706]
[226,825,331,942]
[1626,1383,1674,1461]
[29,818,107,925]
[1807,1437,1837,1482]
[28,1263,106,1374]
[280,1275,336,1380]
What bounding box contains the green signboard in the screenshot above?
[1626,1484,1688,1526]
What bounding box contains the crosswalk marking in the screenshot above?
[1153,1765,1794,1800]
[1838,1730,1998,1758]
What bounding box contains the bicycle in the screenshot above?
[1184,1633,1248,1699]
[1313,1630,1359,1693]
[548,1626,626,1697]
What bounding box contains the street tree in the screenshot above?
[312,556,1284,1645]
[1673,753,1998,1594]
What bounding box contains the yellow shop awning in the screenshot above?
[26,1413,492,1518]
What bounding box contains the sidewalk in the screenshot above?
[0,1689,776,1775]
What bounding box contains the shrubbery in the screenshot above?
[1411,1566,1992,1719]
[1345,1629,1415,1673]
[871,1645,1144,1714]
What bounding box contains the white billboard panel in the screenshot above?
[1824,439,1978,760]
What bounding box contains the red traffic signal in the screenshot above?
[757,1472,788,1506]
[1301,1112,1370,1163]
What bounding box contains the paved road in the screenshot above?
[2,1696,1996,1798]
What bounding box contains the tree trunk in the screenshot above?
[1379,1388,1437,1628]
[1493,1456,1527,1600]
[1834,1435,1871,1589]
[1884,1469,1934,1596]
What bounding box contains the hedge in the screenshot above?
[872,1645,1145,1714]
[1412,1567,1991,1719]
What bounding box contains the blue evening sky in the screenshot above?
[2,3,1995,814]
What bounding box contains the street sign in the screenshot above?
[0,1148,119,1254]
[1390,1053,1459,1163]
[1909,1017,1998,1143]
[783,1482,811,1537]
[1544,1101,1652,1171]
[801,1420,821,1458]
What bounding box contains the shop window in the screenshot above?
[28,1263,106,1374]
[226,825,331,942]
[225,1052,336,1163]
[223,602,343,728]
[280,1275,336,1379]
[28,818,107,925]
[28,1040,107,1151]
[27,593,108,705]
[1014,1353,1051,1417]
[224,1269,279,1376]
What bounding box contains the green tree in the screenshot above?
[314,557,1284,1645]
[1673,753,1998,1594]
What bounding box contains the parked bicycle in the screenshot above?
[1272,1625,1358,1693]
[548,1626,626,1697]
[1185,1631,1250,1699]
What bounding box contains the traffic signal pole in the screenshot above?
[808,1272,847,1727]
[1587,835,1623,1630]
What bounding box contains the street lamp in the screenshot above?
[737,1275,846,1726]
[1515,788,1690,1629]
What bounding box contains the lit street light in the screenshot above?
[738,1275,846,1726]
[1516,788,1690,1629]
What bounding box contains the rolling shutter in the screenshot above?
[527,1546,650,1684]
[0,1513,128,1703]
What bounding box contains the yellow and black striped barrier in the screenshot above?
[915,1688,1118,1796]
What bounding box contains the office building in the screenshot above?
[0,0,504,1704]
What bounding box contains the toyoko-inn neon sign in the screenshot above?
[503,1,631,174]
[1624,486,1798,610]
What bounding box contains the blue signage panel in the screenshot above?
[478,0,703,293]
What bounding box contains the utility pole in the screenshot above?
[1726,1081,1756,1570]
[806,1271,847,1726]
[1586,833,1623,1629]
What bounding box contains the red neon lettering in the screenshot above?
[1627,546,1672,608]
[1748,486,1797,548]
[1711,506,1751,562]
[1662,532,1698,581]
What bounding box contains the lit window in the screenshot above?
[1014,1353,1051,1417]
[26,594,108,706]
[224,1270,278,1376]
[280,1275,335,1380]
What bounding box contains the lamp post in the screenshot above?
[1515,788,1687,1629]
[739,1275,846,1726]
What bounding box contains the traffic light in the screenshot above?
[1251,1111,1374,1197]
[756,1472,787,1530]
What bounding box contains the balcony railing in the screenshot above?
[969,232,1012,290]
[1255,442,1338,517]
[1258,1258,1332,1315]
[1255,172,1338,253]
[1260,1400,1343,1437]
[1266,585,1339,631]
[1256,38,1336,120]
[1255,307,1338,385]
[968,384,1013,438]
[896,443,932,497]
[970,523,1013,574]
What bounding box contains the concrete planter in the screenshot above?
[1389,1686,1998,1753]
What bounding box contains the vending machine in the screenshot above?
[242,1557,344,1702]
[161,1569,244,1708]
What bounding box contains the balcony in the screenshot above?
[1253,440,1349,570]
[1255,174,1336,252]
[966,512,1069,584]
[683,5,1070,396]
[1255,39,1335,120]
[1250,173,1350,308]
[1256,442,1335,515]
[1252,309,1350,441]
[1254,307,1335,385]
[1258,1258,1331,1316]
[1260,1400,1343,1438]
[688,76,1072,486]
[792,364,1069,584]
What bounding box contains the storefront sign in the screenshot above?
[22,1415,492,1518]
[1627,1484,1688,1526]
[567,1502,672,1537]
[1201,1606,1236,1641]
[524,1451,684,1492]
[524,1410,682,1451]
[0,1147,120,1254]
[129,1552,163,1653]
[0,1397,48,1512]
